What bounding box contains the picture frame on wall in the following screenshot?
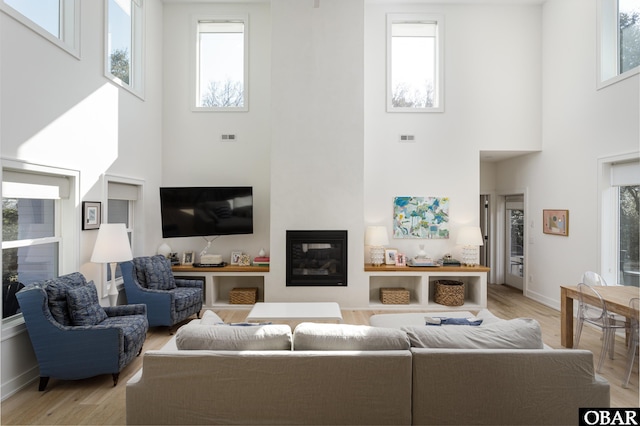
[385,248,398,265]
[182,251,195,266]
[82,201,101,230]
[543,209,569,236]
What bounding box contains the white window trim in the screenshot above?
[597,151,640,284]
[0,0,81,59]
[386,13,445,113]
[191,14,250,112]
[597,0,640,89]
[104,0,146,100]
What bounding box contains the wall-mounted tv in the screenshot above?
[160,187,253,238]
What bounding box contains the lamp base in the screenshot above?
[108,262,119,307]
[370,246,385,266]
[461,245,479,267]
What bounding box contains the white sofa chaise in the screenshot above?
[126,311,610,425]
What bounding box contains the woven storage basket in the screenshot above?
[229,287,258,304]
[434,280,465,306]
[380,288,410,304]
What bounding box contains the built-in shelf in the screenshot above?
[172,265,269,308]
[364,264,490,311]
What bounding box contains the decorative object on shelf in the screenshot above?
[229,287,258,304]
[385,248,398,265]
[258,248,267,257]
[407,257,440,267]
[393,196,449,239]
[253,255,270,266]
[416,244,427,258]
[434,279,465,306]
[456,226,484,266]
[182,251,195,266]
[365,226,389,266]
[90,223,133,306]
[543,209,569,236]
[82,201,101,230]
[231,250,243,265]
[395,253,407,267]
[157,243,172,258]
[380,288,410,304]
[239,254,251,266]
[441,253,461,266]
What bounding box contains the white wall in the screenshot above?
[491,0,639,308]
[161,2,272,260]
[365,2,542,262]
[0,1,164,398]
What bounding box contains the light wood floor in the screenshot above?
[2,284,638,425]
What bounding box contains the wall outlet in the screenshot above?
[399,135,416,142]
[221,134,237,142]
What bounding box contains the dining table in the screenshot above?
[560,284,640,348]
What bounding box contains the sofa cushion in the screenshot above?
[170,287,202,312]
[293,322,410,350]
[133,255,176,290]
[402,318,544,349]
[199,310,225,325]
[175,323,292,350]
[44,272,88,326]
[66,282,108,326]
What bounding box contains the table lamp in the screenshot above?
[456,226,484,266]
[365,226,389,266]
[91,223,133,306]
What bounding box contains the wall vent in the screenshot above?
[399,135,415,142]
[221,134,237,141]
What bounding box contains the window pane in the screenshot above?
[4,0,60,37]
[2,198,55,242]
[619,185,639,286]
[2,242,59,319]
[108,0,132,85]
[198,21,245,108]
[108,199,129,226]
[391,22,437,109]
[619,0,640,73]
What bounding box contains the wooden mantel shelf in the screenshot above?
[364,263,490,273]
[172,265,269,273]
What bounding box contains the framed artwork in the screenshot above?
[182,251,195,266]
[231,250,243,265]
[385,248,398,265]
[82,201,101,230]
[393,196,449,239]
[395,253,407,267]
[543,209,569,236]
[239,254,251,266]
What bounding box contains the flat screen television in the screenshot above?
[160,187,253,238]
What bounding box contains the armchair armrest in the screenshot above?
[175,279,204,289]
[104,304,147,317]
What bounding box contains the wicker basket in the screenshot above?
[434,280,465,306]
[380,288,410,305]
[229,287,258,304]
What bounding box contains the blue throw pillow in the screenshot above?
[145,255,177,290]
[66,282,108,326]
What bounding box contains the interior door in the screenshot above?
[504,195,524,290]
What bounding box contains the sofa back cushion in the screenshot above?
[175,323,292,350]
[293,322,411,350]
[66,281,108,326]
[402,318,544,349]
[133,255,176,290]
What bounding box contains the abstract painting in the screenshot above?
[393,196,449,239]
[543,209,569,236]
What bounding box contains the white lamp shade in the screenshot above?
[91,223,133,263]
[365,226,389,246]
[456,226,484,246]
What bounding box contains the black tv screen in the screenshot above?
[160,187,253,238]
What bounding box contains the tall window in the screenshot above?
[2,165,78,322]
[0,0,80,57]
[106,0,144,98]
[387,14,444,112]
[194,16,248,111]
[598,0,640,87]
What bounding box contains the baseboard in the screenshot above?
[1,366,38,401]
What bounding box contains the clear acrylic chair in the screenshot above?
[582,271,610,287]
[574,283,628,373]
[622,298,639,388]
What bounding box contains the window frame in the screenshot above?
[191,14,250,112]
[104,0,145,99]
[0,0,80,58]
[386,13,445,113]
[597,0,639,89]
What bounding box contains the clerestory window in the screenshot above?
[598,0,640,88]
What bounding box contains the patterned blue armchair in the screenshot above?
[120,255,203,327]
[16,273,148,391]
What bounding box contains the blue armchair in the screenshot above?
[120,255,203,327]
[16,272,148,391]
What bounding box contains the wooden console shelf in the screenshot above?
[171,265,269,308]
[364,263,490,310]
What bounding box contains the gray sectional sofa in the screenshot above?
[126,310,610,425]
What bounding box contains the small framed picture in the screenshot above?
[239,254,251,266]
[82,201,101,230]
[543,209,569,236]
[182,251,195,266]
[231,250,243,265]
[395,253,407,267]
[385,248,398,265]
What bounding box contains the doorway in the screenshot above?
[504,195,524,291]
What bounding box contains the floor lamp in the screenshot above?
[91,223,133,306]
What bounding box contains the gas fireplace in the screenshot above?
[286,230,348,286]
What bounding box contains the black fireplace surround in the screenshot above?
[286,230,348,286]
